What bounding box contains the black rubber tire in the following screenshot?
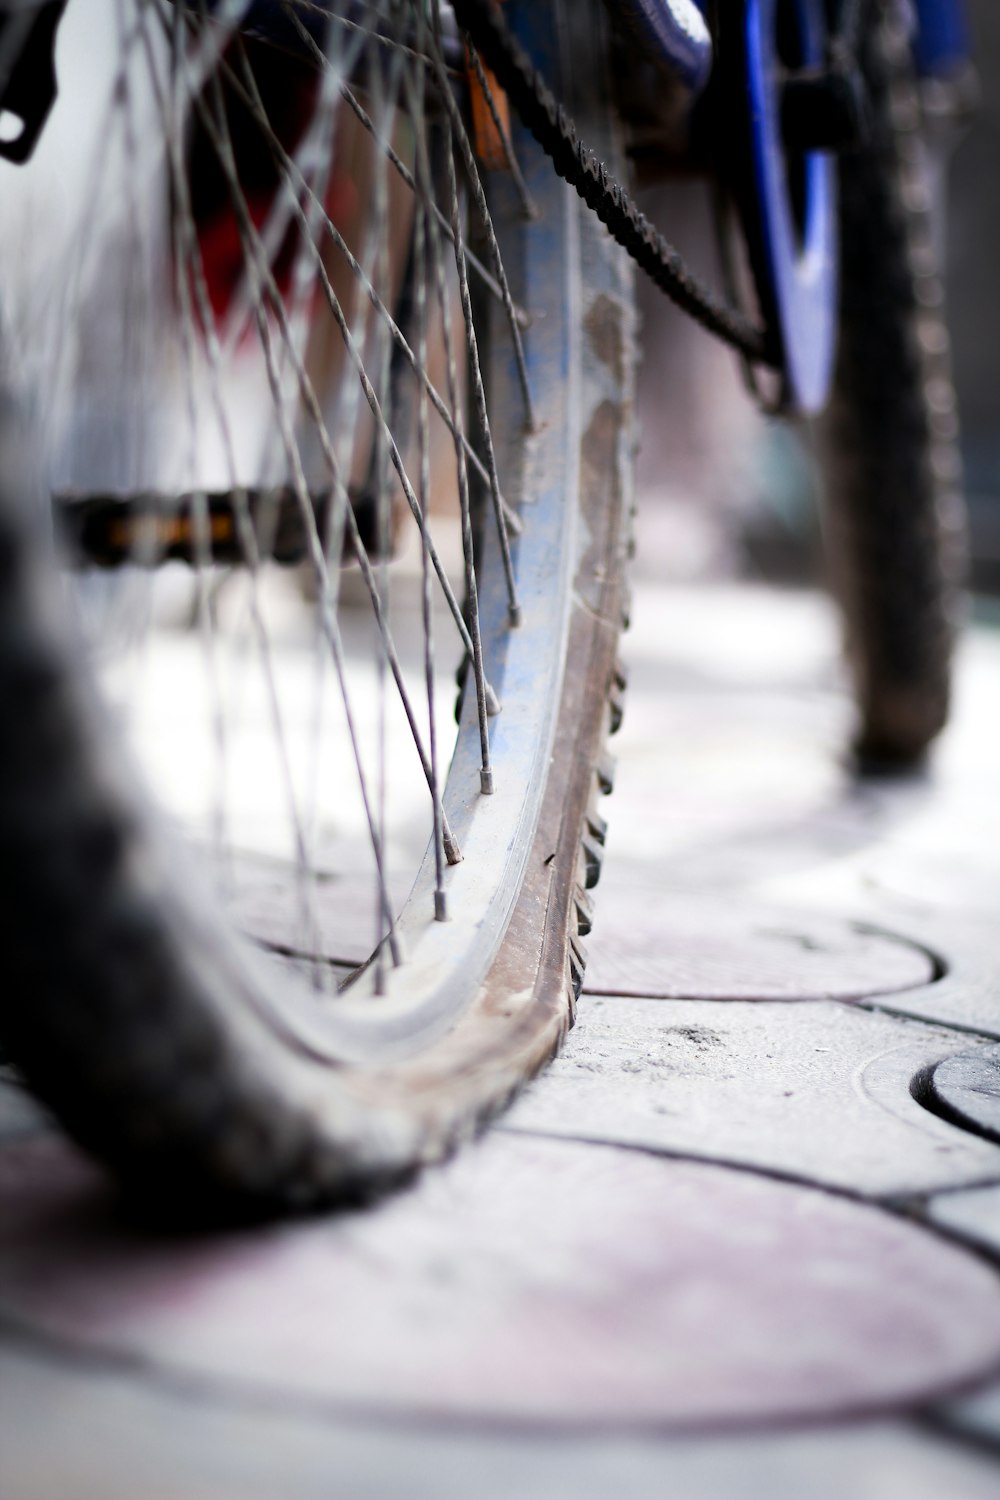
[0,2,634,1216]
[817,0,967,766]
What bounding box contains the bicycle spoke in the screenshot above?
[191,3,407,965]
[184,13,465,867]
[426,2,535,432]
[411,19,493,797]
[282,0,529,331]
[194,60,501,730]
[215,44,522,540]
[407,14,448,920]
[466,39,537,221]
[131,0,235,870]
[148,0,374,961]
[417,18,521,628]
[32,0,558,985]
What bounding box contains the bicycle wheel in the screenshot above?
[0,0,634,1212]
[816,0,967,765]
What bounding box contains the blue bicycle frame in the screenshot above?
[912,0,971,76]
[606,0,971,411]
[609,0,972,91]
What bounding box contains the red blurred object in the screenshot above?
[184,39,354,326]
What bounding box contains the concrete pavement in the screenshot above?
[2,575,1000,1498]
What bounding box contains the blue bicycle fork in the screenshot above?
[605,0,970,93]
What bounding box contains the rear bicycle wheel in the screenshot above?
[817,0,967,765]
[0,0,634,1211]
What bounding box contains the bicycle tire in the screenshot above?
[0,0,634,1213]
[816,0,966,765]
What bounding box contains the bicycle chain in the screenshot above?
[450,0,779,367]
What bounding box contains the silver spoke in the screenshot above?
[192,19,465,865]
[466,39,537,221]
[215,45,522,539]
[19,0,588,1015]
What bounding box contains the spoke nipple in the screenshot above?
[434,890,448,923]
[444,831,463,865]
[480,768,495,796]
[485,682,502,716]
[508,602,522,628]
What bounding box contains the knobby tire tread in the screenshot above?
[818,3,966,764]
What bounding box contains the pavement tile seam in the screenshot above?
[915,1406,1000,1463]
[839,920,1000,1036]
[501,1119,1000,1212]
[6,1133,1000,1437]
[5,1340,1000,1500]
[7,1321,998,1456]
[1,585,997,1491]
[581,896,938,1003]
[4,1243,1000,1446]
[856,995,1000,1043]
[4,1329,990,1449]
[871,990,1000,1042]
[503,993,1000,1196]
